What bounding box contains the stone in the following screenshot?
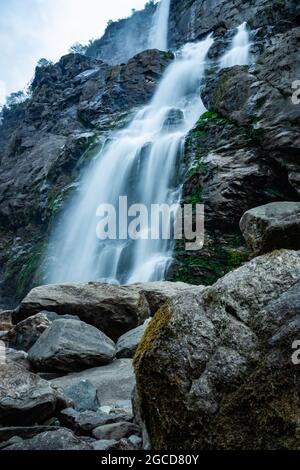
[0,362,65,426]
[64,380,99,412]
[3,429,93,450]
[116,320,150,359]
[28,319,116,372]
[92,422,140,441]
[133,282,201,315]
[0,426,61,443]
[0,311,13,331]
[5,348,31,370]
[92,440,118,450]
[4,312,51,351]
[17,283,150,340]
[134,250,300,450]
[51,359,135,406]
[59,408,132,435]
[240,202,300,256]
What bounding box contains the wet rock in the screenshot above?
[0,362,66,426]
[92,422,140,441]
[63,380,99,412]
[3,428,94,450]
[163,108,185,131]
[17,283,150,340]
[116,320,150,359]
[240,202,300,256]
[51,359,135,407]
[28,319,116,372]
[134,250,300,450]
[0,311,13,331]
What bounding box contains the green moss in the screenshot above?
[15,241,46,298]
[212,73,231,108]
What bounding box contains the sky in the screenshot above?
[0,0,150,104]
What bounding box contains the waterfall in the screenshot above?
[220,22,250,68]
[148,0,171,51]
[46,35,214,285]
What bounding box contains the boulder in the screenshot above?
[3,429,94,450]
[92,422,140,441]
[4,311,80,351]
[17,283,150,340]
[116,320,150,359]
[5,348,31,370]
[63,380,99,412]
[28,319,116,372]
[0,362,66,426]
[51,359,135,406]
[0,426,61,443]
[92,440,118,450]
[240,202,300,256]
[59,408,132,435]
[133,282,201,315]
[0,311,13,331]
[134,250,300,450]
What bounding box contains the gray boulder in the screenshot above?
[28,319,115,372]
[64,380,99,412]
[116,320,150,358]
[51,359,135,406]
[134,250,300,450]
[92,440,118,450]
[5,348,31,370]
[240,202,300,256]
[59,408,132,435]
[92,422,140,441]
[133,281,202,315]
[0,362,66,426]
[3,428,93,450]
[17,283,150,340]
[0,426,61,443]
[0,311,12,331]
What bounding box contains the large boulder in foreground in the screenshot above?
[134,250,300,450]
[0,363,66,426]
[240,202,300,256]
[28,319,115,372]
[16,283,150,340]
[51,359,135,407]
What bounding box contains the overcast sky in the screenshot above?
[0,0,150,104]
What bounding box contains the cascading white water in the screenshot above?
[46,35,214,285]
[220,22,250,68]
[148,0,171,51]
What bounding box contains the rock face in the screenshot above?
[17,283,150,340]
[134,250,300,450]
[28,319,116,372]
[51,359,135,407]
[85,3,157,64]
[0,362,65,426]
[240,202,300,256]
[0,49,172,308]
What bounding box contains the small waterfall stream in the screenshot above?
[47,35,214,285]
[148,0,171,51]
[220,22,250,68]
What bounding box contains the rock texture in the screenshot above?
[134,250,300,450]
[28,319,116,372]
[16,282,150,340]
[240,202,300,256]
[116,321,150,359]
[51,359,135,407]
[0,362,66,426]
[3,428,93,450]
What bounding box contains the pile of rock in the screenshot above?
[0,281,197,450]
